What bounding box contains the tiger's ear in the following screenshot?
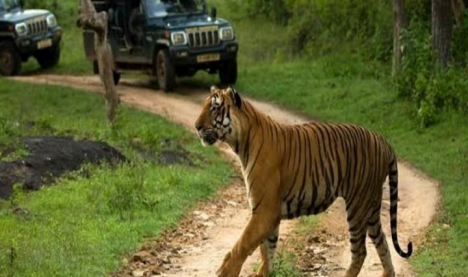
[228,86,242,108]
[210,85,219,95]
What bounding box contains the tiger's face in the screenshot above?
[195,86,242,146]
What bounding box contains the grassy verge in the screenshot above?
[0,79,231,276]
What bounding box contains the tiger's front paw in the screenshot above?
[216,251,242,277]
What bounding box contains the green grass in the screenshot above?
[0,78,232,276]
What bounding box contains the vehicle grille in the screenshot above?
[26,17,48,36]
[187,28,219,48]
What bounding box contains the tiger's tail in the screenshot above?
[388,158,413,258]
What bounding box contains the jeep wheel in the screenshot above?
[219,59,237,85]
[0,41,22,76]
[93,60,121,85]
[156,49,176,92]
[36,44,61,69]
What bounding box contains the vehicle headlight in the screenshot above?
[171,31,187,45]
[219,27,234,41]
[15,22,28,36]
[46,14,58,27]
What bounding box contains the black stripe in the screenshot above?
[246,132,265,181]
[242,127,251,165]
[296,128,309,217]
[252,193,265,213]
[390,202,397,215]
[268,236,279,243]
[284,128,301,201]
[307,181,318,215]
[372,233,384,247]
[287,195,295,219]
[319,125,334,200]
[369,226,382,241]
[338,125,352,196]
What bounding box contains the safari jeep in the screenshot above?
[0,0,62,76]
[83,0,238,91]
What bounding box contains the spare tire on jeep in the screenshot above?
[35,44,61,69]
[0,41,22,76]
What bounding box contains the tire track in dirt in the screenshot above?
[11,75,439,277]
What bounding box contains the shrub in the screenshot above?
[395,17,468,127]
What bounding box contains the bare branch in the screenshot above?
[77,0,120,123]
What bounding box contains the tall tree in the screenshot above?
[432,0,453,67]
[393,0,408,74]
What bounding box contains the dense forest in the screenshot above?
[226,0,468,127]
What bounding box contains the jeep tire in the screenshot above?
[93,60,121,85]
[0,41,22,76]
[156,49,176,92]
[36,44,61,69]
[219,59,237,85]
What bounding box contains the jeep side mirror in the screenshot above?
[210,7,217,21]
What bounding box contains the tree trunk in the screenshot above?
[393,0,408,74]
[452,0,466,25]
[77,0,120,124]
[432,0,453,67]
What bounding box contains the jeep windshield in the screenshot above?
[0,0,21,11]
[146,0,204,18]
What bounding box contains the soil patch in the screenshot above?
[0,136,126,199]
[131,139,194,166]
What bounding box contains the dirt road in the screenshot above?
[12,75,439,277]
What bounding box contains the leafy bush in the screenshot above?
[228,0,467,127]
[230,0,393,59]
[24,0,76,27]
[394,18,468,127]
[452,11,468,67]
[24,0,59,13]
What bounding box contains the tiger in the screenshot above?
[194,86,412,277]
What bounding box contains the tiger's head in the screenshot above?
[195,85,243,146]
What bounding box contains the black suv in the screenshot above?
[0,0,62,76]
[83,0,238,91]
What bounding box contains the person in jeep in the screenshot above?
[0,0,62,76]
[83,0,238,92]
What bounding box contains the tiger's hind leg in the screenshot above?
[368,203,395,277]
[344,204,369,277]
[250,224,280,277]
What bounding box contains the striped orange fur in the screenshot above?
[195,86,412,277]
